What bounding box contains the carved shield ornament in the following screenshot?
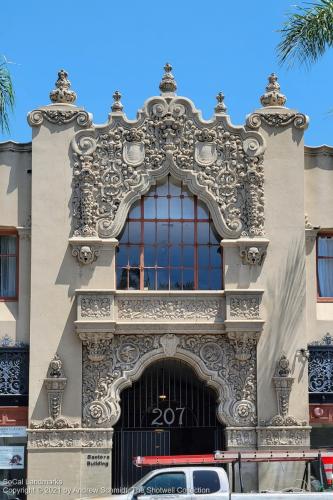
[194,142,218,166]
[123,141,145,167]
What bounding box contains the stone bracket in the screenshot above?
[221,238,269,266]
[69,237,118,265]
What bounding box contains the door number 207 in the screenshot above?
[151,407,185,426]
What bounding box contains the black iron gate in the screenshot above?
[112,359,225,489]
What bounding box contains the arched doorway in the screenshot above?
[112,359,225,488]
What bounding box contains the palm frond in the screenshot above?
[278,0,333,66]
[0,61,15,134]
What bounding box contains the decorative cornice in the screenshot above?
[28,106,91,128]
[305,144,333,157]
[247,110,308,130]
[0,141,31,153]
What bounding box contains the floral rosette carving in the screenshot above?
[71,95,265,239]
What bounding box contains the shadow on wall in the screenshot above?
[259,235,306,384]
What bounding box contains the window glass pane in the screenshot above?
[144,222,155,243]
[169,178,181,196]
[128,222,141,243]
[169,223,181,244]
[156,198,169,219]
[170,269,182,290]
[210,267,222,290]
[128,199,141,219]
[128,246,140,266]
[193,470,220,494]
[169,245,182,266]
[318,236,333,257]
[157,245,169,266]
[210,246,222,267]
[182,197,194,218]
[0,256,16,297]
[183,222,194,244]
[117,268,128,289]
[170,198,181,218]
[198,269,209,290]
[198,246,210,267]
[144,197,155,218]
[318,259,333,297]
[0,236,16,254]
[197,200,209,219]
[156,178,169,196]
[157,222,169,245]
[157,269,169,290]
[129,269,140,290]
[183,269,194,290]
[197,222,210,243]
[116,246,128,267]
[144,246,155,267]
[183,246,194,267]
[118,224,129,243]
[144,269,155,290]
[210,223,220,244]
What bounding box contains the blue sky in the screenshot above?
[1,0,333,146]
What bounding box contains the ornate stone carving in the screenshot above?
[84,339,110,363]
[111,91,123,112]
[257,427,311,448]
[262,354,307,427]
[28,429,113,449]
[230,297,260,319]
[80,296,111,318]
[240,245,266,265]
[71,65,265,240]
[225,427,257,448]
[215,92,227,114]
[71,245,100,265]
[117,296,223,322]
[228,332,258,362]
[28,109,91,127]
[260,73,286,107]
[50,69,77,104]
[310,333,333,346]
[247,112,308,130]
[30,355,79,430]
[159,63,177,95]
[82,334,258,428]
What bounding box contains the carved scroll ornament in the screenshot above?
[71,95,265,240]
[82,333,258,429]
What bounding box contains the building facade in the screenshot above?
[0,65,333,498]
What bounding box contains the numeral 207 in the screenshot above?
[151,407,185,426]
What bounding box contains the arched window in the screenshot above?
[116,176,223,290]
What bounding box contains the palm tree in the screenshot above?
[278,0,333,66]
[0,58,14,134]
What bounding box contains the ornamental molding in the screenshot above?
[69,237,118,265]
[225,427,257,449]
[30,354,80,430]
[221,238,269,266]
[247,111,308,130]
[116,295,224,322]
[262,354,307,428]
[309,333,333,346]
[82,333,259,429]
[70,78,265,240]
[27,428,113,450]
[28,107,92,128]
[256,426,311,448]
[229,296,260,319]
[80,295,113,319]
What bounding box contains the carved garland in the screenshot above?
[71,96,265,240]
[82,333,257,429]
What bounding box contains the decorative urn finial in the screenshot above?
[260,73,286,107]
[159,63,177,95]
[215,92,227,113]
[49,69,77,104]
[111,90,123,112]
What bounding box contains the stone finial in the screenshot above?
[50,69,77,104]
[260,73,286,107]
[111,90,123,112]
[159,63,177,95]
[215,92,227,113]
